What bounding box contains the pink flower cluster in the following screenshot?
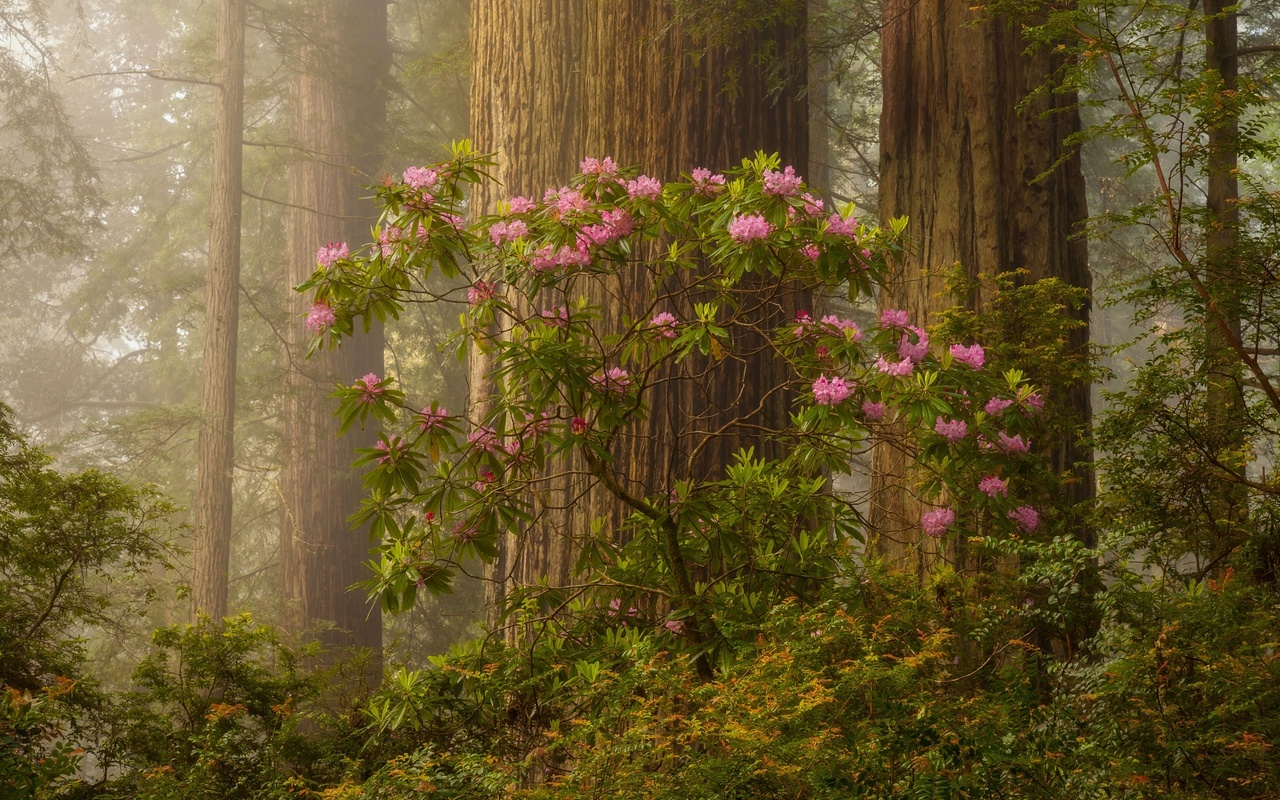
[650,312,678,338]
[316,242,349,268]
[935,418,967,441]
[402,166,439,191]
[579,156,619,179]
[978,475,1009,498]
[375,436,406,465]
[468,425,500,454]
[489,219,528,245]
[876,355,914,377]
[862,400,886,420]
[820,314,862,340]
[997,432,1030,453]
[468,280,497,305]
[507,196,536,214]
[898,326,929,363]
[691,167,726,196]
[626,175,662,200]
[541,306,569,328]
[921,507,956,538]
[728,213,773,243]
[1008,505,1040,532]
[305,302,336,333]
[531,242,591,272]
[581,208,634,246]
[545,186,591,218]
[880,309,910,328]
[590,367,631,396]
[812,374,852,405]
[763,165,803,196]
[950,343,985,370]
[826,212,858,238]
[800,193,825,216]
[378,226,402,258]
[356,373,383,404]
[984,397,1013,415]
[417,406,449,431]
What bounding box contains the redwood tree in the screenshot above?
[191,0,246,621]
[468,2,809,630]
[280,0,391,664]
[872,3,1093,576]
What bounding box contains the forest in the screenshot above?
[2,0,1280,797]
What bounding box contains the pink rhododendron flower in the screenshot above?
[950,343,985,369]
[356,373,383,404]
[876,356,914,377]
[571,417,589,435]
[1008,505,1041,532]
[468,280,497,305]
[378,226,402,258]
[541,306,569,328]
[800,193,825,216]
[579,156,619,179]
[1025,393,1045,413]
[997,432,1030,453]
[820,314,862,340]
[690,167,727,196]
[826,212,858,238]
[468,426,499,453]
[590,367,631,395]
[489,219,528,245]
[523,411,553,436]
[763,165,803,196]
[663,619,686,634]
[984,397,1014,415]
[547,186,591,217]
[880,309,910,328]
[375,436,405,465]
[793,310,814,338]
[921,507,956,538]
[728,213,773,243]
[800,244,821,261]
[650,312,678,338]
[862,400,886,420]
[934,418,967,441]
[402,166,439,191]
[626,174,662,200]
[812,374,852,405]
[898,327,929,363]
[306,302,336,333]
[452,522,478,543]
[507,196,536,214]
[316,242,349,268]
[979,475,1009,497]
[418,406,449,431]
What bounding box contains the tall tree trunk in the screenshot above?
[281,0,391,671]
[191,0,246,621]
[469,2,809,633]
[1203,0,1248,565]
[874,5,1092,575]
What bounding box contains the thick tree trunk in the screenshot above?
[281,0,391,669]
[191,0,246,622]
[469,2,808,633]
[1203,0,1248,564]
[874,4,1092,575]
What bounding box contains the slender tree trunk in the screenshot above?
[469,2,809,634]
[874,4,1092,575]
[192,0,246,621]
[281,0,391,671]
[1203,0,1248,564]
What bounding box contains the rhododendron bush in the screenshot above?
[298,143,1072,671]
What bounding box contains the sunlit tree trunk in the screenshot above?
[281,0,391,672]
[191,0,246,622]
[874,4,1092,574]
[469,2,809,634]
